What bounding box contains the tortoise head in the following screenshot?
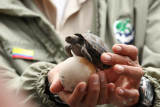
[65,34,83,45]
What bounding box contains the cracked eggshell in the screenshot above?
[59,56,96,92]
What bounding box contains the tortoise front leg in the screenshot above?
[65,45,73,57]
[81,44,92,62]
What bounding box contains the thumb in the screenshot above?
[50,78,63,94]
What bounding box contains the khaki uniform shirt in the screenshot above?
[0,0,160,107]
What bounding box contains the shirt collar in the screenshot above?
[62,0,87,25]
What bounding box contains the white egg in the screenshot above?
[59,56,96,92]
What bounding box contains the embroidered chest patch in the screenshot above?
[113,18,134,44]
[12,47,34,60]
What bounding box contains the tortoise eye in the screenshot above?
[66,36,71,40]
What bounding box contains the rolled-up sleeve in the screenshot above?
[19,62,58,107]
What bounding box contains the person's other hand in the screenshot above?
[48,62,109,107]
[101,44,143,107]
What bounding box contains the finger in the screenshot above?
[48,66,63,94]
[115,87,139,106]
[116,87,139,99]
[50,79,63,94]
[97,71,107,105]
[107,83,116,104]
[112,44,138,61]
[61,82,87,106]
[107,83,115,93]
[83,74,100,107]
[101,53,138,66]
[113,64,143,80]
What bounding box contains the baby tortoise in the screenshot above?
[65,32,111,70]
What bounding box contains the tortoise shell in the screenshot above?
[66,32,111,70]
[76,33,108,54]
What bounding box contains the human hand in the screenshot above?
[101,44,143,107]
[48,61,109,107]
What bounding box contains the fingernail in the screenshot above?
[93,75,99,85]
[100,72,105,82]
[116,65,124,73]
[115,45,122,52]
[119,89,124,95]
[103,54,111,62]
[80,84,86,92]
[111,86,114,92]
